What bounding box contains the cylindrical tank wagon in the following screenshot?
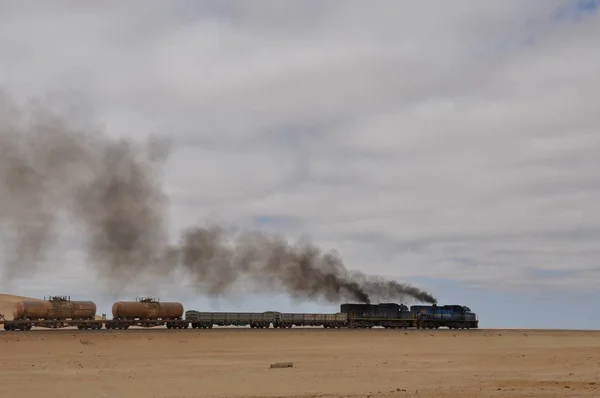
[106,297,187,329]
[12,296,97,321]
[5,296,100,331]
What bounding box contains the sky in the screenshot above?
[0,1,599,329]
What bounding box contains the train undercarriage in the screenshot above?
[0,313,478,331]
[2,317,190,331]
[347,318,416,329]
[3,318,101,331]
[416,320,479,329]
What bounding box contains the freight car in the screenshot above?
[4,296,101,331]
[186,311,279,328]
[411,304,478,329]
[185,310,348,329]
[106,297,187,329]
[278,312,347,328]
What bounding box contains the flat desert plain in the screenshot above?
[0,327,599,398]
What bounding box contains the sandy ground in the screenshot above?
[0,293,42,320]
[0,328,598,398]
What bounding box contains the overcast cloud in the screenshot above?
[0,1,599,307]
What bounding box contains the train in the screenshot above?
[0,295,479,331]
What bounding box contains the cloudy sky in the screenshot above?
[0,0,599,328]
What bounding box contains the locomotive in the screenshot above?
[410,304,478,329]
[340,302,415,328]
[1,295,479,331]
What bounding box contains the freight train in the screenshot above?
[0,296,479,331]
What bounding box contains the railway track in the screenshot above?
[0,326,484,335]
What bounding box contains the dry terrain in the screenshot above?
[0,293,43,320]
[0,294,599,397]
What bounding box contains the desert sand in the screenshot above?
[0,327,598,397]
[1,293,599,397]
[0,293,43,320]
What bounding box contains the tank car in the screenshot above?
[4,295,98,330]
[106,297,186,329]
[12,296,97,321]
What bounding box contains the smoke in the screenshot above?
[0,91,437,305]
[177,226,437,304]
[179,227,372,303]
[71,136,172,291]
[0,95,93,281]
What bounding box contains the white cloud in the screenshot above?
[0,1,599,300]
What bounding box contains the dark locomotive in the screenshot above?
[339,302,478,329]
[339,302,415,328]
[1,296,479,331]
[410,304,478,329]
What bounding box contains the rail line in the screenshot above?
[0,325,484,335]
[0,317,478,332]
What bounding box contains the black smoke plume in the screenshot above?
[0,91,437,305]
[178,227,437,304]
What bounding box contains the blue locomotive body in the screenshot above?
[410,304,478,329]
